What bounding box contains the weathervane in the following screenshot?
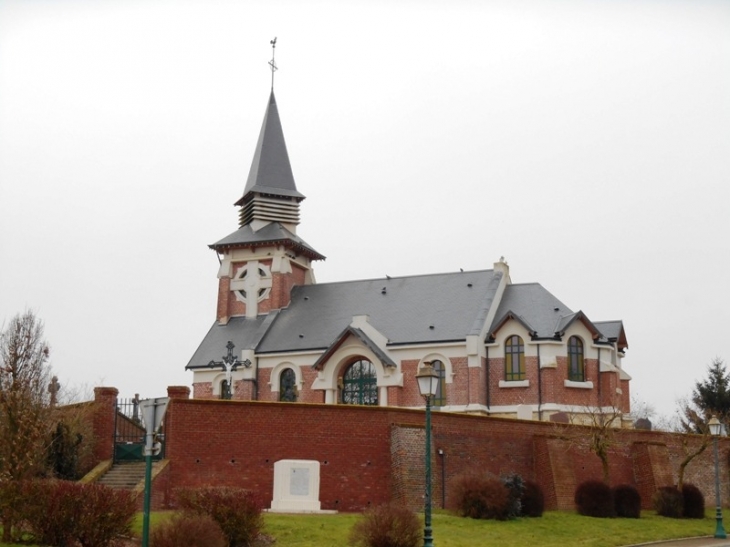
[269,37,278,90]
[207,341,251,400]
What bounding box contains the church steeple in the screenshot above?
[235,91,304,231]
[209,53,323,322]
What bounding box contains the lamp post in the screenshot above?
[708,415,726,539]
[416,362,439,547]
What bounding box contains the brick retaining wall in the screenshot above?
[150,395,728,512]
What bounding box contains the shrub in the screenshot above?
[520,481,545,517]
[681,483,705,519]
[501,473,524,519]
[348,502,421,547]
[450,472,511,520]
[46,421,85,480]
[21,480,136,547]
[653,486,683,518]
[613,484,641,518]
[75,483,137,547]
[151,512,227,547]
[177,486,264,547]
[574,480,615,518]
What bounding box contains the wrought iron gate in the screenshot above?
[113,396,165,462]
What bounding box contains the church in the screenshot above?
[185,88,631,423]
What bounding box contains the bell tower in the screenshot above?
[210,87,324,323]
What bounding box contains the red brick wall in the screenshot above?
[267,263,306,311]
[399,360,421,406]
[216,260,307,320]
[192,382,213,399]
[159,398,729,512]
[164,400,394,512]
[92,387,118,463]
[449,357,469,406]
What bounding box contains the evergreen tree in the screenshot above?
[679,358,730,434]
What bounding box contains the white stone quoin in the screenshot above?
[270,459,333,513]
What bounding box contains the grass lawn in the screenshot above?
[264,510,720,547]
[0,509,722,547]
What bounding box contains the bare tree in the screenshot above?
[553,404,625,483]
[668,396,712,490]
[0,311,52,541]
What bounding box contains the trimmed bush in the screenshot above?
[653,486,683,518]
[501,473,524,519]
[151,512,227,547]
[574,480,615,518]
[177,486,264,547]
[613,484,641,518]
[21,480,136,547]
[520,481,545,517]
[450,472,511,520]
[681,483,705,519]
[348,502,421,547]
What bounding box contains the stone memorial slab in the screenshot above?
[270,459,334,513]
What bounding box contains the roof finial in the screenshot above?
[269,37,278,90]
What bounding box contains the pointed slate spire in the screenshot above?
[235,92,304,228]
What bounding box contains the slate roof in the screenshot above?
[489,283,573,339]
[594,320,629,350]
[208,222,325,260]
[234,92,304,205]
[186,270,501,367]
[186,314,278,370]
[489,283,628,347]
[187,273,628,369]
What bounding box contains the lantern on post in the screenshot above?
[416,362,440,547]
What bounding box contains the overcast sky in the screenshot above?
[1,0,728,420]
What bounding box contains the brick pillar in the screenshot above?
[167,385,191,399]
[92,387,118,464]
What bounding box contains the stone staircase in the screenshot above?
[97,461,149,490]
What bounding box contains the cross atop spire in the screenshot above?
[269,37,278,90]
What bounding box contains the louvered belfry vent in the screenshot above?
[238,193,300,228]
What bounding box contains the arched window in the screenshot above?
[279,368,298,402]
[431,360,446,407]
[341,359,378,405]
[505,335,525,381]
[220,379,231,400]
[568,336,585,381]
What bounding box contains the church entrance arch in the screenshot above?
[341,358,378,405]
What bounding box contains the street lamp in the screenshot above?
[416,362,439,547]
[708,415,726,539]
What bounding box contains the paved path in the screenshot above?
[627,538,730,547]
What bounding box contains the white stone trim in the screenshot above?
[499,379,530,388]
[268,362,302,393]
[419,354,453,384]
[310,341,403,406]
[564,380,594,389]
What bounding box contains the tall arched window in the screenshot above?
[279,368,297,402]
[568,336,585,381]
[341,359,378,405]
[505,335,525,381]
[431,360,446,407]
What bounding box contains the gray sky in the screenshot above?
[1,0,728,420]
